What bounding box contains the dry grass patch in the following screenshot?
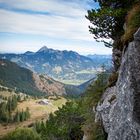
[0,96,67,137]
[17,97,67,120]
[0,91,15,98]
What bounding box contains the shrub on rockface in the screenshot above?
[108,72,118,87]
[122,3,140,43]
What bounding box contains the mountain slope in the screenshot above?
[77,77,96,92]
[0,59,41,96]
[64,77,96,97]
[0,59,93,97]
[0,59,66,96]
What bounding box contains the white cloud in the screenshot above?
[0,0,88,17]
[0,8,93,41]
[0,0,112,54]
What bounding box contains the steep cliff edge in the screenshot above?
[96,28,140,140]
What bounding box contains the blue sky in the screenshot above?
[0,0,112,55]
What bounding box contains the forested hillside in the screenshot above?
[0,59,66,96]
[0,59,42,96]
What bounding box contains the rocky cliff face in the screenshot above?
[96,28,140,140]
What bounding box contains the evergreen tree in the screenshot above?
[14,110,20,123]
[34,121,42,134]
[86,0,138,47]
[7,97,12,112]
[17,95,21,102]
[20,109,25,122]
[26,107,30,119]
[0,102,10,123]
[11,95,17,110]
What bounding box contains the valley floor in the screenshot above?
[0,96,67,137]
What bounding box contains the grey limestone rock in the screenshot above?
[96,27,140,140]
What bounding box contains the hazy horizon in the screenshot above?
[0,46,112,56]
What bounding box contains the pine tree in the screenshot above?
[25,107,30,119]
[11,95,17,110]
[7,97,12,112]
[0,102,10,123]
[20,110,25,122]
[17,95,21,102]
[86,0,138,47]
[14,110,20,123]
[34,121,41,133]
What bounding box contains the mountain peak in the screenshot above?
[37,46,48,53]
[24,51,34,55]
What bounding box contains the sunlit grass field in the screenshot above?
[0,90,67,137]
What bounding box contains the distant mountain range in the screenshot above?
[86,54,112,68]
[0,59,94,96]
[0,46,112,83]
